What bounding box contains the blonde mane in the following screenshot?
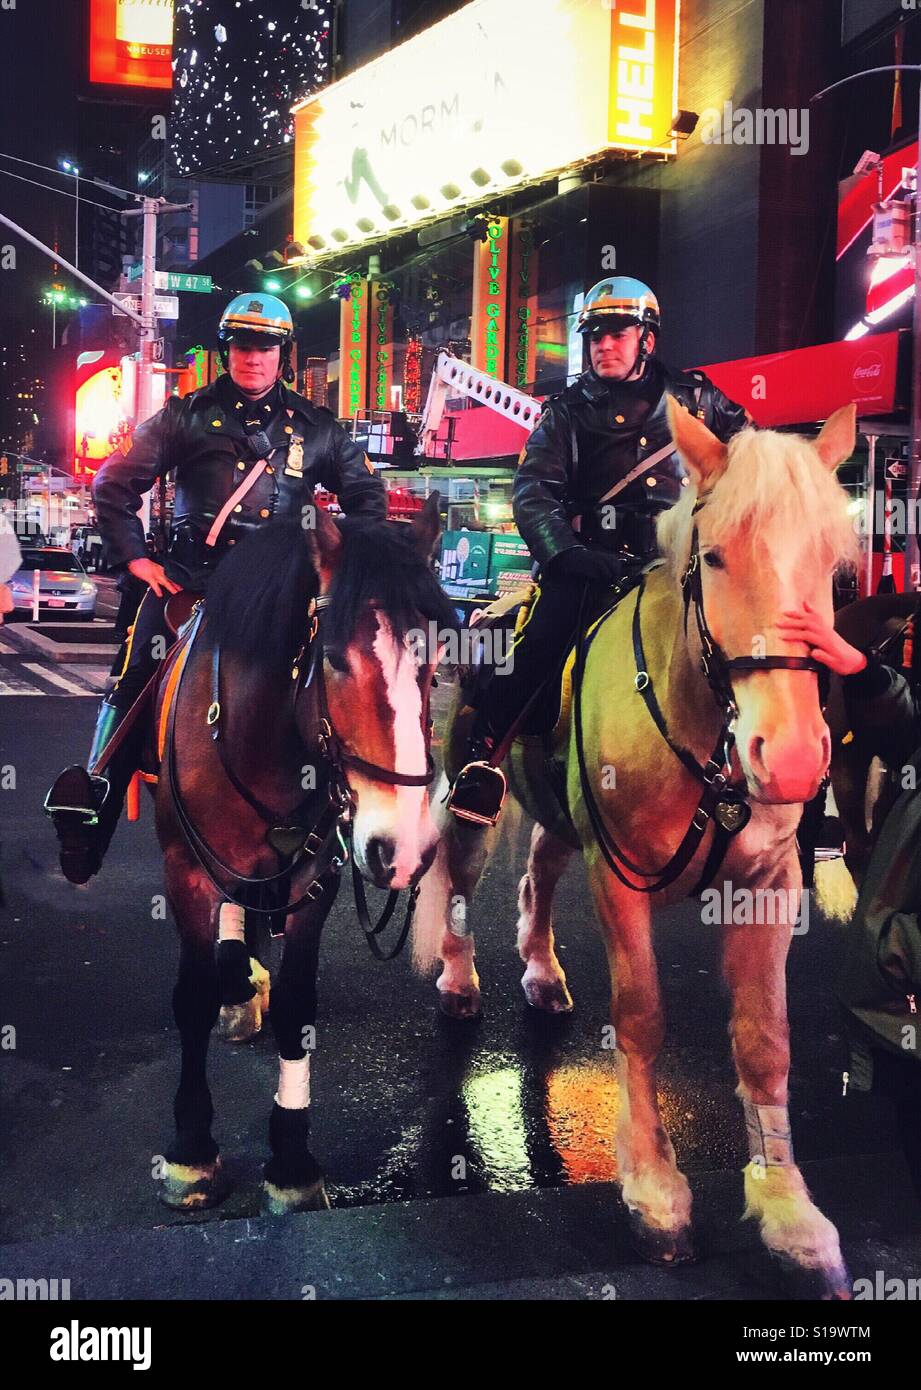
[656,426,860,578]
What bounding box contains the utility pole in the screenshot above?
[813,65,921,589]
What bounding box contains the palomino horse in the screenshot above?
[416,400,859,1297]
[153,498,455,1212]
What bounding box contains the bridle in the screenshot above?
[681,500,830,721]
[573,498,831,896]
[166,594,437,958]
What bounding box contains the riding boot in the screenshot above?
[45,696,141,884]
[447,705,508,826]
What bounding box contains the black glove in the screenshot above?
[547,546,623,586]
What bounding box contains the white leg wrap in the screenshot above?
[218,902,246,943]
[276,1056,311,1110]
[743,1100,794,1167]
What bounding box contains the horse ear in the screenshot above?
[305,504,342,590]
[666,395,728,489]
[410,491,442,559]
[813,403,857,472]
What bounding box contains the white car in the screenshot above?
[8,548,98,619]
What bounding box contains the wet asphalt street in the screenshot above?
[3,669,920,1268]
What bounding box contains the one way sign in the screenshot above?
[886,459,909,481]
[112,293,180,320]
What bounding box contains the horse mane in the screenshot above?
[202,515,458,674]
[656,426,860,577]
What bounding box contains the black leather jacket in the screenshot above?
[513,360,750,570]
[93,378,386,588]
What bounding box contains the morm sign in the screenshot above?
[293,0,679,258]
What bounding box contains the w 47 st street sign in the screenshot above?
[126,267,213,294]
[112,293,180,320]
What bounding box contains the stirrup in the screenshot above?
[43,768,110,828]
[447,760,508,827]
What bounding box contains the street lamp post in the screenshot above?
[813,65,921,590]
[61,160,80,270]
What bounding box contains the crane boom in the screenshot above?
[417,351,543,456]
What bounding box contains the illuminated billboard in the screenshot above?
[89,0,174,91]
[293,0,680,257]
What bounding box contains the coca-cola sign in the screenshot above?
[700,331,903,427]
[853,353,884,391]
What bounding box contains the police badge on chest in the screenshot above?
[285,435,305,478]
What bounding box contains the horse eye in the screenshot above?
[703,550,724,570]
[325,646,349,673]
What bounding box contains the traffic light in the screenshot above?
[0,456,8,476]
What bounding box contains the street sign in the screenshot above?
[886,459,909,480]
[127,267,213,294]
[112,293,180,320]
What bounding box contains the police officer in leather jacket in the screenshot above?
[448,276,750,825]
[46,293,386,883]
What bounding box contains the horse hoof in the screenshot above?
[522,977,574,1013]
[774,1256,852,1301]
[264,1177,331,1215]
[626,1208,696,1266]
[219,997,262,1043]
[438,989,482,1020]
[158,1157,228,1210]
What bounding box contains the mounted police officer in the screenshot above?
[448,276,751,825]
[46,292,386,883]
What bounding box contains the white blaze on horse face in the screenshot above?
[351,613,435,889]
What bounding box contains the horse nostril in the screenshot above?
[366,836,395,882]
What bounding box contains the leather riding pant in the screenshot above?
[476,571,614,738]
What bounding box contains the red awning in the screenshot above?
[698,331,905,428]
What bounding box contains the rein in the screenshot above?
[573,499,831,895]
[166,595,434,955]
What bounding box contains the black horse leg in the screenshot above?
[263,868,339,1212]
[159,861,225,1208]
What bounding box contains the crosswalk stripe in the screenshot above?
[0,671,44,694]
[21,663,97,695]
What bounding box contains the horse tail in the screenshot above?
[813,857,858,924]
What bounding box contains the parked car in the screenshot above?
[7,547,97,619]
[70,524,105,572]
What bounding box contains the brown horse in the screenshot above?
[415,400,859,1297]
[151,499,456,1211]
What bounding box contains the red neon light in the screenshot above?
[89,0,174,92]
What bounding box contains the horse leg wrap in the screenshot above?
[276,1056,311,1110]
[743,1100,795,1167]
[218,902,246,943]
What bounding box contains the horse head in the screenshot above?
[305,495,456,890]
[661,398,859,804]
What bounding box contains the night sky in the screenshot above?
[0,2,163,332]
[171,0,333,177]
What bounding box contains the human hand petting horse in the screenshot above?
[417,398,859,1297]
[152,497,457,1214]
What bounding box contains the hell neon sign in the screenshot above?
[608,0,680,154]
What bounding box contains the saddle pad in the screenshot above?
[156,623,197,764]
